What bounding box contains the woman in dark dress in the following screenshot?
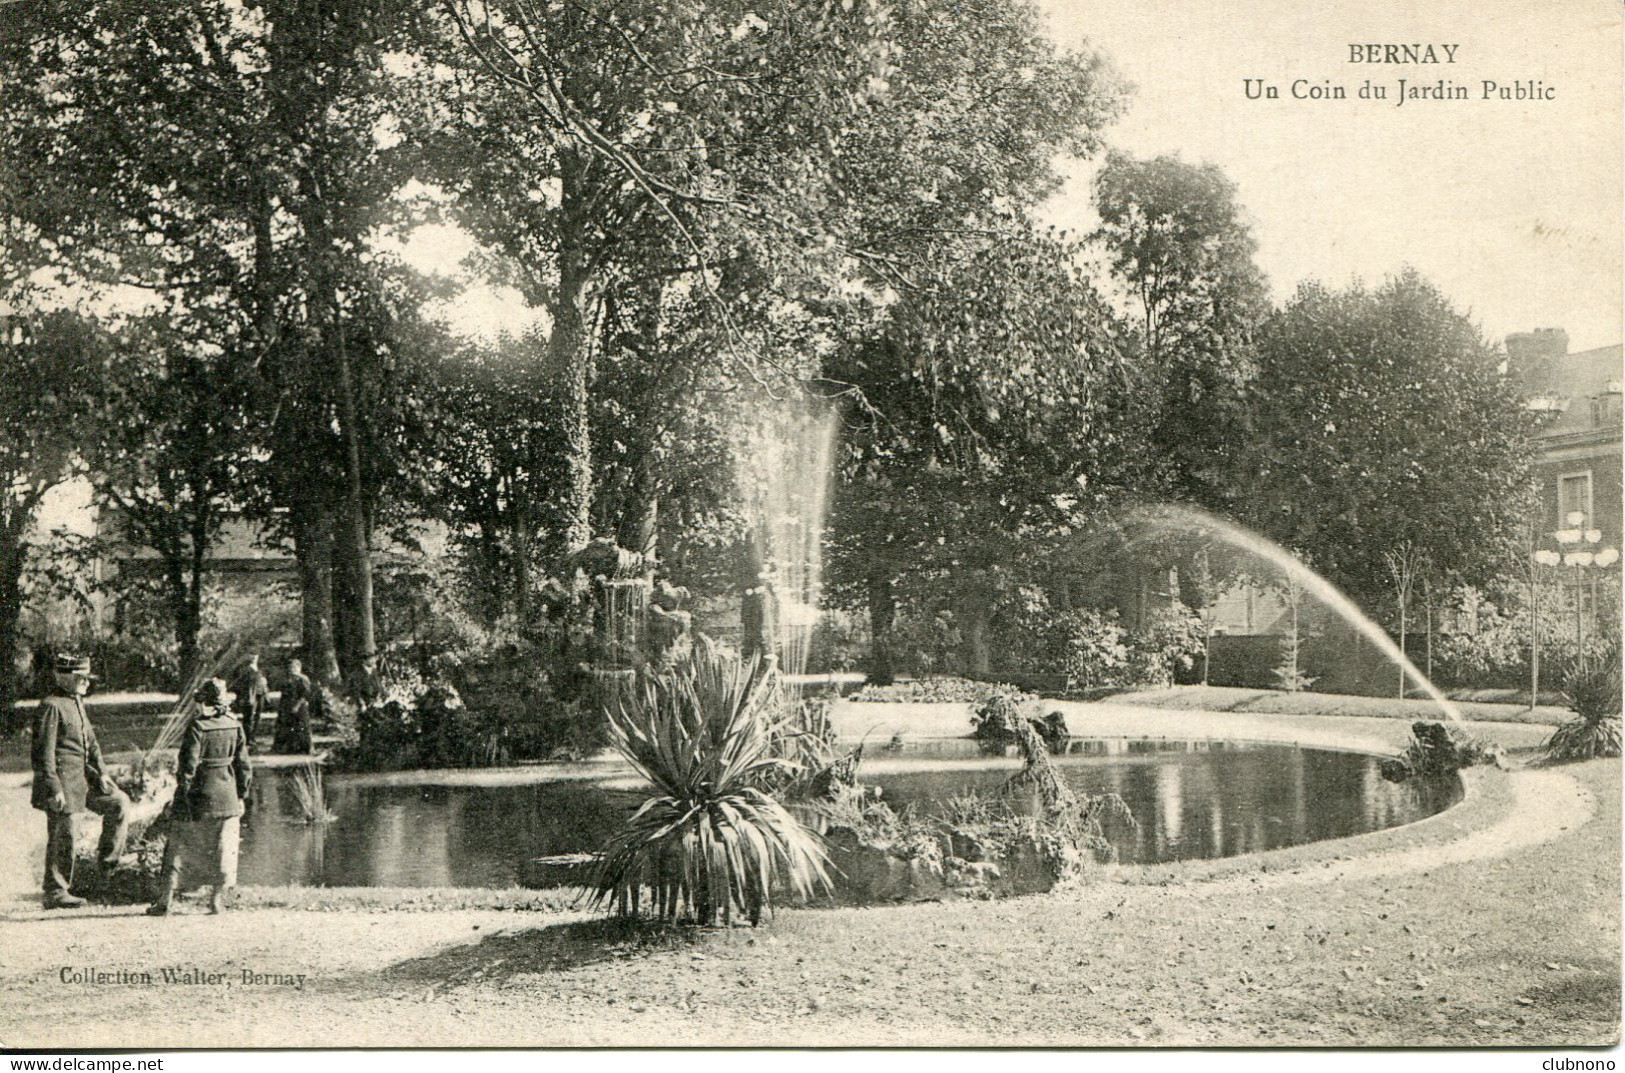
[147,679,252,915]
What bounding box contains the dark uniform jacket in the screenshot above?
[31,692,109,814]
[172,708,252,821]
[231,668,270,716]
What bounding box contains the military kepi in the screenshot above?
[52,653,95,678]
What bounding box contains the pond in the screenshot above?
[234,738,1461,889]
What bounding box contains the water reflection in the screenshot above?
[239,776,642,888]
[876,741,1460,864]
[235,739,1460,888]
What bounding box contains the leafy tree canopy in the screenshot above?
[1245,270,1538,612]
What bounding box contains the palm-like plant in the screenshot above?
[1546,639,1623,761]
[589,640,832,926]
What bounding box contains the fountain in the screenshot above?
[567,537,659,710]
[733,394,840,678]
[1129,503,1464,722]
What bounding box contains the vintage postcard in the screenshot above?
[0,0,1619,1057]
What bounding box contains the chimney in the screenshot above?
[1505,328,1569,394]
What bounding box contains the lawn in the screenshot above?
[1105,684,1570,725]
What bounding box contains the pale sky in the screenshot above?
[1039,0,1623,352]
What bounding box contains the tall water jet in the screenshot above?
[1129,503,1464,722]
[734,394,840,678]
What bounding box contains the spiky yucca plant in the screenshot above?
[1546,640,1623,762]
[289,761,335,824]
[589,640,832,926]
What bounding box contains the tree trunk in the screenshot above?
[1396,602,1407,699]
[168,554,202,687]
[1286,595,1301,692]
[1424,591,1434,684]
[552,176,593,560]
[1529,566,1541,709]
[294,506,341,688]
[866,571,897,686]
[331,539,357,679]
[511,508,534,625]
[0,539,25,735]
[181,503,215,684]
[332,310,376,699]
[616,489,660,572]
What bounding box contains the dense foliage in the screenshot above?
[1245,273,1538,615]
[0,306,110,729]
[1094,153,1268,511]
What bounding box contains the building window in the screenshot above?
[1558,471,1593,530]
[1591,391,1622,427]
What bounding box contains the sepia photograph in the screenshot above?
[0,0,1619,1053]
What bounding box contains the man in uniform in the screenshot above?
[31,653,132,909]
[229,654,270,753]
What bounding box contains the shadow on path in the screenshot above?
[0,906,156,923]
[369,916,700,991]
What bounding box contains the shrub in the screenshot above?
[1273,635,1317,693]
[850,676,1021,704]
[819,782,938,859]
[342,635,613,771]
[1434,593,1527,684]
[805,611,868,675]
[1057,608,1129,690]
[1125,604,1204,687]
[589,639,832,926]
[449,641,609,761]
[1546,640,1623,762]
[355,699,420,771]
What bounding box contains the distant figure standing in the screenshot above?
[148,679,251,915]
[30,653,131,909]
[273,657,314,755]
[229,655,270,753]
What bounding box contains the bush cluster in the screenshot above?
[1052,605,1202,691]
[342,642,609,771]
[850,676,1026,704]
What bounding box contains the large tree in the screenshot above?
[0,303,107,732]
[416,0,1124,574]
[1245,270,1539,617]
[806,0,1129,681]
[827,231,1147,680]
[1093,152,1269,510]
[1,0,441,694]
[89,313,255,683]
[409,0,885,562]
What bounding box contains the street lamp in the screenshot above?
[1528,514,1618,708]
[1554,511,1617,648]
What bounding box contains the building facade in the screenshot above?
[1507,329,1623,550]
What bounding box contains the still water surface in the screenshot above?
[235,738,1460,888]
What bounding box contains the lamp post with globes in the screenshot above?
[1554,511,1619,649]
[1528,513,1620,709]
